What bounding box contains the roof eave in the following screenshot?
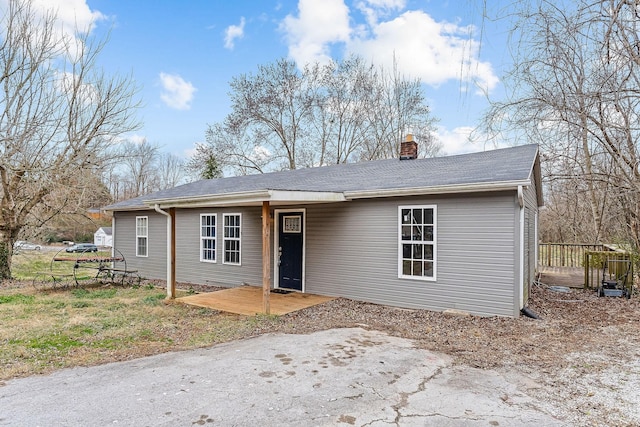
[344,180,531,200]
[106,180,534,212]
[104,205,154,212]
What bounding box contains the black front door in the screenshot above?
[278,212,304,291]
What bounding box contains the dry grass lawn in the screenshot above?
[0,281,282,380]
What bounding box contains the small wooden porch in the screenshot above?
[538,243,636,290]
[537,266,585,288]
[177,285,336,316]
[163,201,318,314]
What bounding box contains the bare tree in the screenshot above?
[485,0,640,248]
[0,0,140,278]
[225,58,316,171]
[118,140,160,198]
[201,56,440,175]
[102,139,189,201]
[361,57,439,160]
[311,56,373,165]
[185,142,223,180]
[102,139,188,201]
[204,122,274,175]
[157,152,186,190]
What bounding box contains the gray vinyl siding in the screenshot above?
[113,210,167,280]
[173,207,265,287]
[113,190,530,317]
[304,192,519,317]
[114,208,267,286]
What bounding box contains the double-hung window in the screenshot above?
[399,206,436,280]
[136,216,148,257]
[223,213,241,265]
[200,214,217,262]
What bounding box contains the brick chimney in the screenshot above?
[400,134,418,160]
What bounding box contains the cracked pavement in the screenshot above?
[0,328,564,426]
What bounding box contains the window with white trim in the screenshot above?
[200,214,216,262]
[399,206,436,280]
[223,213,241,265]
[136,216,148,257]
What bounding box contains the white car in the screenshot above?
[14,241,42,250]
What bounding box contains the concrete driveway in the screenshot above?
[0,328,563,426]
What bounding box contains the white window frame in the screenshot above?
[136,216,148,257]
[398,205,437,281]
[200,213,217,263]
[223,213,242,265]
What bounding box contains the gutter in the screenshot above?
[154,204,174,299]
[518,185,525,311]
[344,180,531,200]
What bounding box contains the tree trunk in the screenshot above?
[579,113,601,242]
[0,231,15,280]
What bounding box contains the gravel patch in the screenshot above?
[259,283,640,427]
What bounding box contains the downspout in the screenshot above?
[154,204,174,299]
[518,186,525,312]
[535,210,539,278]
[111,214,116,259]
[520,192,541,322]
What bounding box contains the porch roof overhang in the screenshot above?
[143,189,347,209]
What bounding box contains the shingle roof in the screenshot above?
[97,227,112,235]
[106,144,539,210]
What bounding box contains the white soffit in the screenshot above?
[145,190,346,209]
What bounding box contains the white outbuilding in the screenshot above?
[94,227,113,247]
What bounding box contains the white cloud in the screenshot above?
[356,0,405,27]
[362,0,405,7]
[182,144,199,159]
[436,126,477,155]
[55,70,99,104]
[127,134,148,145]
[280,0,351,66]
[159,73,196,110]
[224,17,245,50]
[107,133,146,145]
[348,11,498,93]
[31,0,106,34]
[436,125,510,155]
[252,145,272,162]
[280,1,498,95]
[0,0,107,60]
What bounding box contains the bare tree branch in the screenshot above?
[0,0,141,277]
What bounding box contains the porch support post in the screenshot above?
[262,201,271,314]
[169,207,176,298]
[154,204,176,299]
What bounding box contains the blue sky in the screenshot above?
[13,0,514,158]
